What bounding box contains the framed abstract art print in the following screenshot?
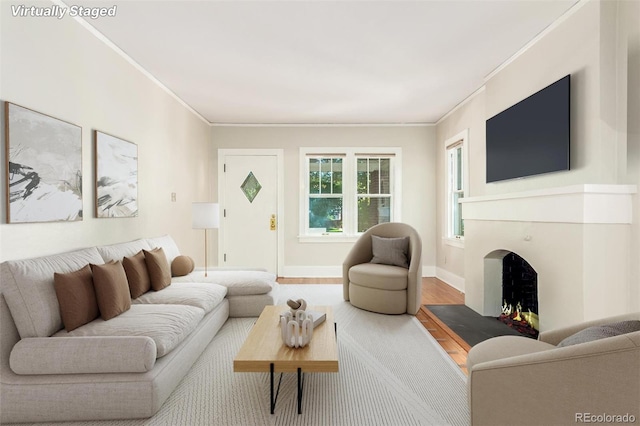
[5,102,83,223]
[94,130,138,218]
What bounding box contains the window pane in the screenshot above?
[320,159,332,194]
[448,150,455,190]
[309,197,343,232]
[357,197,390,232]
[357,157,391,195]
[368,158,380,195]
[380,159,390,194]
[332,158,342,194]
[309,159,320,194]
[456,147,463,191]
[357,158,368,194]
[453,192,464,236]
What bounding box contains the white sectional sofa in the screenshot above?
[0,235,278,423]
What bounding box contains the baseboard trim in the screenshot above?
[281,265,436,278]
[280,266,342,278]
[422,265,436,277]
[435,267,465,293]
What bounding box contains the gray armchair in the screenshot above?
[467,311,640,425]
[343,222,422,315]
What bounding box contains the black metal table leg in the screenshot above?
[270,363,283,414]
[270,363,274,414]
[297,367,305,414]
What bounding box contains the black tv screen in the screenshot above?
[486,75,570,183]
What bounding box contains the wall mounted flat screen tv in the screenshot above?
[486,74,570,183]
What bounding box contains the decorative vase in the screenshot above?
[287,298,307,315]
[280,310,314,348]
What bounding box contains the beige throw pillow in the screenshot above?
[123,250,151,298]
[144,248,172,291]
[91,261,132,320]
[171,255,195,277]
[53,264,99,331]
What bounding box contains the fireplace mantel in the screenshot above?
[460,184,637,224]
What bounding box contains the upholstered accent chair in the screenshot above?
[343,222,422,315]
[467,311,640,425]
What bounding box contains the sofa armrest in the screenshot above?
[539,312,640,345]
[469,333,640,425]
[10,336,157,375]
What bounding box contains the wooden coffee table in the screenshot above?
[233,305,339,414]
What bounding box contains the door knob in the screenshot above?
[270,214,276,231]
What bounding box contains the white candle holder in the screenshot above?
[280,310,314,348]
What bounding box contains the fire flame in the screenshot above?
[501,300,539,331]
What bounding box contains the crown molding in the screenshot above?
[435,85,486,126]
[483,0,589,82]
[54,0,209,126]
[210,122,435,128]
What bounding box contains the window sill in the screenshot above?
[298,235,359,243]
[443,237,465,249]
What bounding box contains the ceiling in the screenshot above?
[70,0,580,125]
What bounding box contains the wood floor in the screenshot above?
[277,277,469,374]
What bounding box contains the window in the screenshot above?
[357,157,391,232]
[448,144,464,237]
[300,148,401,240]
[308,157,344,233]
[444,130,468,246]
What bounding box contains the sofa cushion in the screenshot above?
[144,248,172,291]
[171,255,195,277]
[134,283,227,313]
[53,265,99,331]
[557,320,640,347]
[91,261,132,320]
[348,263,408,291]
[171,270,276,296]
[122,250,151,299]
[53,304,205,357]
[10,336,156,375]
[1,247,105,338]
[370,235,409,268]
[96,238,152,263]
[146,235,181,264]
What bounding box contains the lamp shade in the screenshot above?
[192,203,219,229]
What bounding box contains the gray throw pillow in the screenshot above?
[557,320,640,347]
[370,235,409,268]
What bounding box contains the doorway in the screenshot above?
[218,149,283,275]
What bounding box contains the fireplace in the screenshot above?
[498,252,539,339]
[461,184,636,333]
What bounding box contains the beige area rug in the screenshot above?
[16,285,470,426]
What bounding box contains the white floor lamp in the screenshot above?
[192,202,219,277]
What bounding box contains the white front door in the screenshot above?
[219,151,281,274]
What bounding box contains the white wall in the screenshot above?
[620,0,640,311]
[211,125,436,276]
[0,4,212,263]
[484,1,616,194]
[435,0,640,318]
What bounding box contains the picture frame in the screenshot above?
[94,130,138,218]
[5,102,83,223]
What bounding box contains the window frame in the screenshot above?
[299,147,402,242]
[444,129,469,248]
[307,156,345,234]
